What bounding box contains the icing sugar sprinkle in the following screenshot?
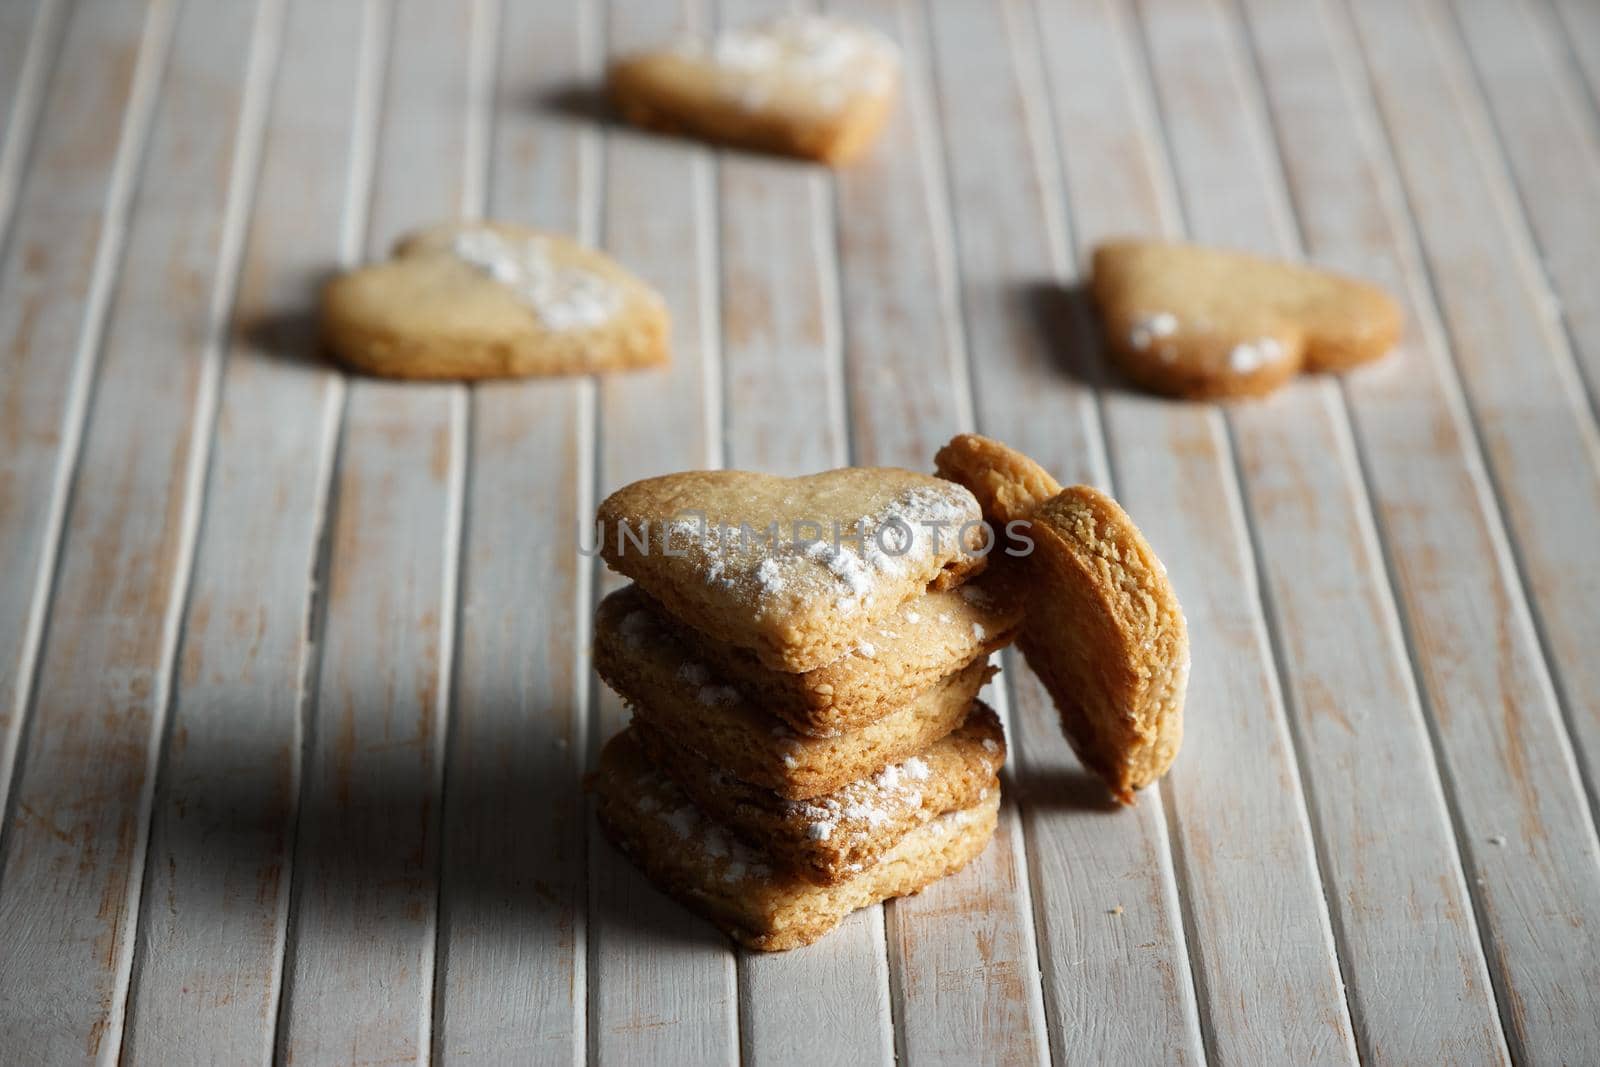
[663,807,697,838]
[451,227,622,331]
[792,753,942,843]
[668,483,980,617]
[856,641,877,659]
[972,622,987,641]
[1227,337,1285,373]
[1129,311,1178,351]
[619,609,653,649]
[675,15,901,112]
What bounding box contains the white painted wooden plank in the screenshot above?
[819,2,1050,1063]
[711,4,896,1058]
[1031,0,1357,1061]
[1137,1,1505,1062]
[0,1,45,141]
[719,157,846,482]
[275,1,479,1062]
[0,0,62,239]
[923,3,1203,1063]
[1449,0,1600,800]
[1549,0,1600,121]
[0,0,278,1059]
[587,2,738,1063]
[1257,0,1600,1061]
[1337,6,1600,1059]
[0,0,165,857]
[117,2,371,1062]
[431,0,595,1061]
[1344,0,1600,827]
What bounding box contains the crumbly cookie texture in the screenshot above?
[935,435,1189,804]
[1091,238,1402,400]
[592,591,993,799]
[596,467,987,673]
[635,703,1004,885]
[602,576,1019,737]
[935,433,1063,527]
[320,220,670,379]
[591,728,999,951]
[608,14,900,164]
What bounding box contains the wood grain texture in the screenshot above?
[1299,0,1600,1062]
[1449,0,1600,805]
[1549,0,1600,120]
[0,0,164,857]
[0,0,273,1060]
[0,1,45,142]
[1140,0,1504,1062]
[274,1,477,1063]
[1034,0,1356,1061]
[431,0,592,1061]
[928,2,1203,1062]
[829,2,1050,1063]
[587,2,738,1064]
[118,1,367,1062]
[0,0,60,237]
[1345,0,1600,833]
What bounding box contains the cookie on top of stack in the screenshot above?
[589,439,1189,950]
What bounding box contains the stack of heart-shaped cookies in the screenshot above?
[588,438,1192,951]
[588,468,1022,950]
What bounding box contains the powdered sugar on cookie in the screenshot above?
[1129,311,1178,351]
[673,14,900,112]
[787,751,957,844]
[1227,337,1286,373]
[662,482,981,618]
[452,227,622,330]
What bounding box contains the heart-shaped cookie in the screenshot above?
[596,467,987,672]
[936,434,1188,804]
[320,221,669,379]
[607,14,900,165]
[1091,239,1402,399]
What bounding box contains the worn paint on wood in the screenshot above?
[0,1,272,1060]
[275,1,478,1063]
[120,2,369,1062]
[431,0,594,1061]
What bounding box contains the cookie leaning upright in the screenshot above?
[320,221,670,380]
[936,434,1189,804]
[607,14,900,165]
[1090,239,1402,400]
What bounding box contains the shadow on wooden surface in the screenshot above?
[1007,764,1125,814]
[235,268,340,371]
[538,81,617,126]
[1020,279,1134,398]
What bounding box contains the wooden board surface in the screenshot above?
[0,0,1596,1063]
